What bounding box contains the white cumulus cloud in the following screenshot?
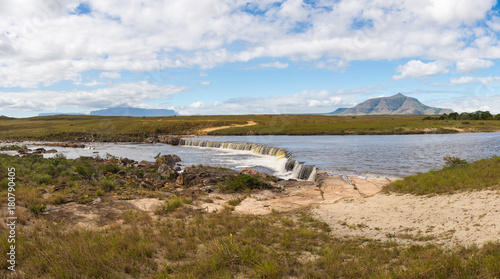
[393,60,450,80]
[256,62,289,69]
[99,72,122,79]
[0,82,186,112]
[175,90,348,115]
[450,76,500,86]
[456,58,494,73]
[0,0,498,88]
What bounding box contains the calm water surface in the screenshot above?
[2,132,499,177]
[191,132,500,177]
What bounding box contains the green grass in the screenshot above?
[384,156,500,195]
[0,154,172,208]
[227,196,246,206]
[0,115,249,141]
[2,206,500,278]
[208,114,500,136]
[0,144,27,150]
[220,174,268,193]
[0,114,499,141]
[1,154,500,277]
[156,196,192,214]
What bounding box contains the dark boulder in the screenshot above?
[158,154,181,167]
[34,148,46,153]
[120,158,136,165]
[145,137,159,143]
[137,160,156,169]
[158,135,182,145]
[17,149,31,154]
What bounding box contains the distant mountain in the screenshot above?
[328,93,453,115]
[90,107,176,117]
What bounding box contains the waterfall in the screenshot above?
[285,159,316,181]
[179,139,317,181]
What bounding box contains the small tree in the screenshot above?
[480,111,493,120]
[443,156,468,168]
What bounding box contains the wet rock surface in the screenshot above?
[176,166,239,187]
[157,135,182,145]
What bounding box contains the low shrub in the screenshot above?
[28,204,46,216]
[228,196,246,206]
[100,163,121,174]
[156,196,191,214]
[220,174,267,193]
[73,162,96,180]
[443,156,468,168]
[98,177,118,192]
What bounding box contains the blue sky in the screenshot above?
[1,0,500,117]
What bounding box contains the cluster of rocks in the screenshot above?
[109,154,183,191]
[176,166,239,192]
[110,153,282,198]
[34,142,86,148]
[17,147,58,155]
[176,166,282,195]
[145,135,182,145]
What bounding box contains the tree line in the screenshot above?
[423,111,500,121]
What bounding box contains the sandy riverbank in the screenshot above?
[225,171,500,247]
[312,190,500,247]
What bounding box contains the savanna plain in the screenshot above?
[1,114,500,278]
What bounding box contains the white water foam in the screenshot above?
[179,140,317,181]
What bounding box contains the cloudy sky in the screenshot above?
[1,0,500,117]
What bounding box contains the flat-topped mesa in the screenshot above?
[178,139,317,181]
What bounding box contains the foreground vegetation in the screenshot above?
[384,156,500,195]
[0,114,500,142]
[3,207,500,278]
[0,154,500,277]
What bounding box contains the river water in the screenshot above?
[2,132,499,178]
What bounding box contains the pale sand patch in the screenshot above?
[127,198,164,211]
[230,171,398,215]
[312,190,500,246]
[198,120,257,134]
[41,198,164,229]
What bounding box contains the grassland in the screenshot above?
[0,115,248,141]
[383,156,500,195]
[0,114,499,141]
[1,154,500,278]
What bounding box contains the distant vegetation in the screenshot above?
[0,115,249,141]
[423,110,500,121]
[207,114,500,136]
[2,114,499,142]
[384,156,500,195]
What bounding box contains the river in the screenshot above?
[1,132,499,178]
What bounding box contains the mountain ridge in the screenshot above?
[329,93,452,115]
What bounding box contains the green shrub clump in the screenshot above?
[156,196,192,214]
[73,162,96,180]
[220,174,267,193]
[443,156,468,168]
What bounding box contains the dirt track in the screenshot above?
[198,120,257,134]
